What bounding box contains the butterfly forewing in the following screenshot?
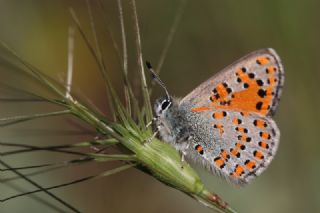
[181,48,284,116]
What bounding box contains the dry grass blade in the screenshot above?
[0,110,70,127]
[130,0,153,123]
[0,159,81,213]
[1,164,136,203]
[117,0,132,115]
[69,8,117,120]
[156,0,187,75]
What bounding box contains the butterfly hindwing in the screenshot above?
[185,109,279,185]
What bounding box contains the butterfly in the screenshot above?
[149,48,284,185]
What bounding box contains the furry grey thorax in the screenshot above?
[154,97,192,147]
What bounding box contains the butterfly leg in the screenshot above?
[180,148,187,169]
[145,116,159,128]
[181,143,190,162]
[144,125,161,144]
[171,141,190,169]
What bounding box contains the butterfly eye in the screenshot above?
[161,99,171,111]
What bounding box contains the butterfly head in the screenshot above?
[154,96,172,116]
[146,61,173,116]
[146,61,188,144]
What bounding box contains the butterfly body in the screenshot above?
[154,48,284,185]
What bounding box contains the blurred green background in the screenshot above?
[0,0,319,213]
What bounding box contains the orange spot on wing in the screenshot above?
[268,77,277,86]
[235,165,245,176]
[220,149,229,160]
[196,145,203,153]
[266,66,276,74]
[213,111,226,119]
[236,69,250,83]
[254,150,264,159]
[254,119,267,128]
[235,143,244,149]
[256,56,270,65]
[260,132,270,139]
[231,148,239,157]
[245,160,256,170]
[216,83,228,97]
[214,157,225,168]
[214,124,224,135]
[191,106,211,112]
[236,127,247,133]
[233,117,240,125]
[239,134,250,142]
[259,141,269,149]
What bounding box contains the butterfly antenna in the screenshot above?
[146,61,171,100]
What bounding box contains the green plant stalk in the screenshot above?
[68,99,236,213]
